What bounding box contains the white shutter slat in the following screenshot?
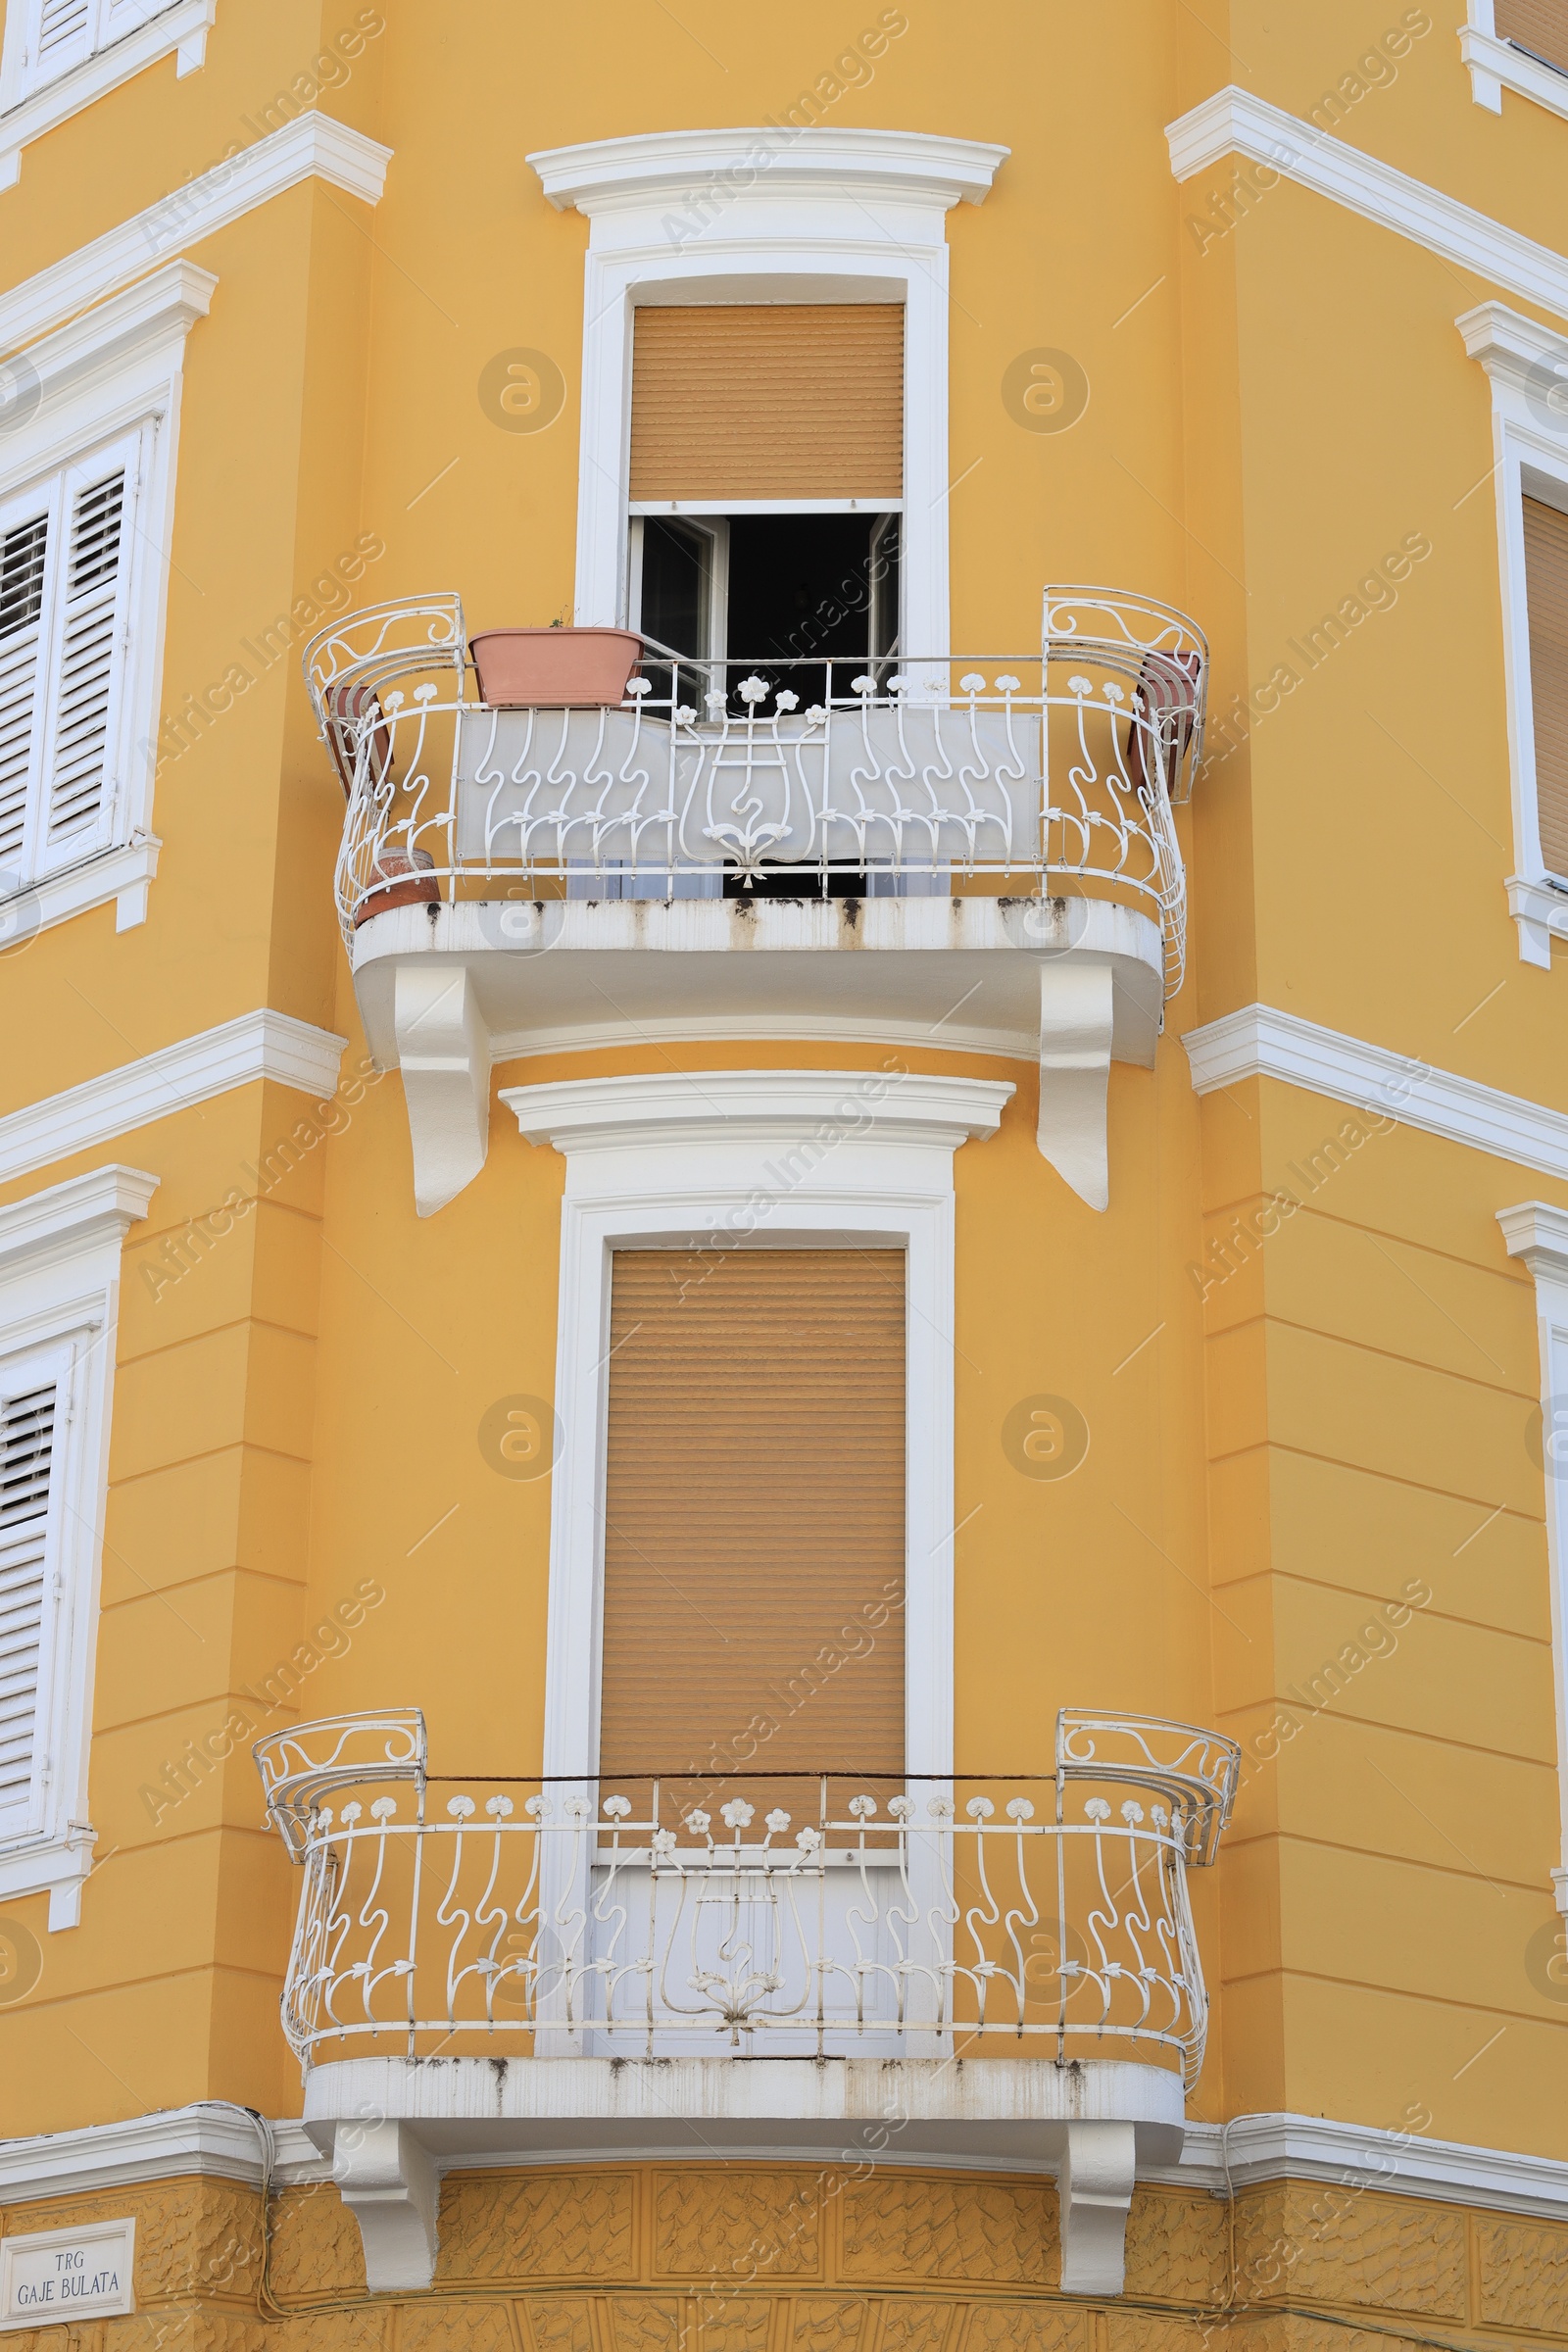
[0,514,48,872]
[23,0,95,89]
[38,0,92,52]
[45,468,125,850]
[0,1381,56,1827]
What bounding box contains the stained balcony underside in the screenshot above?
[352,893,1164,1215]
[303,2057,1183,2301]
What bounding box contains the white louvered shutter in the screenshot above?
[21,0,95,91]
[0,1354,62,1841]
[39,447,134,865]
[16,0,179,94]
[0,497,51,880]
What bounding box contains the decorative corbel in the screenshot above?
[1037,962,1116,1210]
[1058,2119,1139,2293]
[331,2120,439,2292]
[392,963,490,1216]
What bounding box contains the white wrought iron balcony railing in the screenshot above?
[301,590,1208,999]
[254,1708,1239,2088]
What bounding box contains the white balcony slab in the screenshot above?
[302,2051,1184,2161]
[304,2055,1182,2294]
[350,893,1163,1215]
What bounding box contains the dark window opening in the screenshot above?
[724,513,899,899]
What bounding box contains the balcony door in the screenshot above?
[588,1243,913,2051]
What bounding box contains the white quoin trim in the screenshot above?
[525,127,1008,666]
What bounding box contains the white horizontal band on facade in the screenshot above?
[0,0,216,192]
[0,1009,348,1191]
[2,2101,1567,2222]
[0,2106,326,2203]
[1171,2110,1568,2222]
[1165,83,1568,323]
[0,110,391,356]
[1182,1001,1568,1183]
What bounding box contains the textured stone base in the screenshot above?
[0,2162,1565,2350]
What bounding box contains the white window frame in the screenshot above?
[0,1164,156,1930]
[1498,1202,1568,1918]
[1457,301,1568,965]
[500,1068,1012,1812]
[626,512,728,663]
[0,0,214,191]
[0,258,212,942]
[527,128,1008,688]
[1461,0,1568,121]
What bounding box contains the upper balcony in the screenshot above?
[253,1707,1239,2300]
[302,590,1207,1213]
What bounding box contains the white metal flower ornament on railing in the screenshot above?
[255,1708,1239,2086]
[301,586,1208,998]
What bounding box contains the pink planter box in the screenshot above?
[469,627,644,709]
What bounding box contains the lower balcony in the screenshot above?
[302,592,1207,1215]
[254,1709,1239,2299]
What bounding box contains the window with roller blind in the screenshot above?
[597,1247,906,1815]
[626,303,905,709]
[1494,0,1568,75]
[0,430,141,891]
[1523,494,1568,882]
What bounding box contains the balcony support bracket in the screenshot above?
[393,962,490,1217]
[1037,962,1115,1211]
[331,2119,439,2292]
[1058,2119,1138,2295]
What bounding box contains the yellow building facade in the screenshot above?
[1,2,1567,2346]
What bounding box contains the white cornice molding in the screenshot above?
[2,2101,1566,2224]
[0,1009,347,1190]
[1457,297,1568,407]
[14,259,216,411]
[528,125,1007,217]
[0,2106,325,2206]
[1165,84,1568,322]
[0,1164,157,1280]
[1182,1002,1568,1181]
[1461,18,1568,122]
[1173,2112,1568,2221]
[503,1068,1015,1161]
[0,0,216,192]
[0,111,390,355]
[1498,1199,1568,1281]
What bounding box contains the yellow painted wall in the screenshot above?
[0,0,1563,2190]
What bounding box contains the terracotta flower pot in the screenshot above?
[355,847,439,925]
[469,627,644,709]
[323,676,394,799]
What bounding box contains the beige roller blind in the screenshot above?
[598,1248,906,1790]
[1496,0,1568,72]
[1524,496,1568,878]
[629,305,905,501]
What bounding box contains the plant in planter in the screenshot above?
[355,846,439,925]
[469,625,644,709]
